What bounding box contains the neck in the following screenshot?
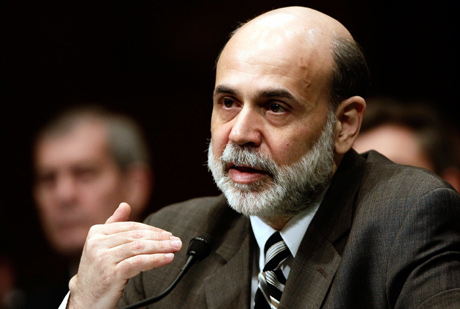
[259,214,294,230]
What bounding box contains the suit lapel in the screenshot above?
[280,150,366,308]
[204,207,253,309]
[281,224,342,309]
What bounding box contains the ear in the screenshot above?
[334,96,366,155]
[123,163,153,220]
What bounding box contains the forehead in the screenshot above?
[216,19,333,101]
[35,121,110,165]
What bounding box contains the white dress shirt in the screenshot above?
[249,191,325,307]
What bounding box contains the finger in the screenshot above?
[90,221,169,237]
[105,202,131,224]
[109,237,183,262]
[117,252,176,280]
[90,228,177,250]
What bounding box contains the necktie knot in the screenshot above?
[263,232,290,272]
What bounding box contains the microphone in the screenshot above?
[122,233,213,309]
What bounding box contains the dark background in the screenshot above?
[1,0,459,297]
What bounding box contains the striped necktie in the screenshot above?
[254,232,291,308]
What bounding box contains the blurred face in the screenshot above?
[353,124,435,171]
[209,16,336,218]
[34,121,126,257]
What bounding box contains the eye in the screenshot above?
[74,167,98,182]
[222,98,234,108]
[267,102,286,113]
[36,172,56,188]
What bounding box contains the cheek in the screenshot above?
[268,131,316,165]
[211,122,230,158]
[273,141,306,165]
[79,175,120,202]
[211,135,226,159]
[89,177,123,200]
[80,187,119,221]
[35,189,57,214]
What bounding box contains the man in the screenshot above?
[64,7,460,308]
[31,104,153,307]
[353,97,460,192]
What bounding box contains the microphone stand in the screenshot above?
[122,255,195,309]
[122,234,212,309]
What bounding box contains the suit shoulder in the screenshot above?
[362,150,454,193]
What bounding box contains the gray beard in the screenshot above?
[207,111,336,218]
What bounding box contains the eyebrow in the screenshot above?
[258,89,295,100]
[214,85,237,97]
[214,85,295,100]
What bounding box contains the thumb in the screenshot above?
[105,202,132,224]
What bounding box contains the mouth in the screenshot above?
[230,164,267,173]
[226,163,271,184]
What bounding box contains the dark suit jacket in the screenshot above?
[119,150,460,308]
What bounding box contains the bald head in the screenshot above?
[217,6,369,109]
[235,6,353,42]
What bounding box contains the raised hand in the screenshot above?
[67,202,182,308]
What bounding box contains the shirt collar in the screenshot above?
[250,187,327,259]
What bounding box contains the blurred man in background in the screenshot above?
[28,104,153,308]
[354,97,460,192]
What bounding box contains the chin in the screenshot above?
[52,237,84,257]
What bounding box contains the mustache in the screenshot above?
[220,144,278,176]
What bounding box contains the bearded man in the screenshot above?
[62,6,460,309]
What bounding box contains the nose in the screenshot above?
[228,106,262,147]
[54,174,77,202]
